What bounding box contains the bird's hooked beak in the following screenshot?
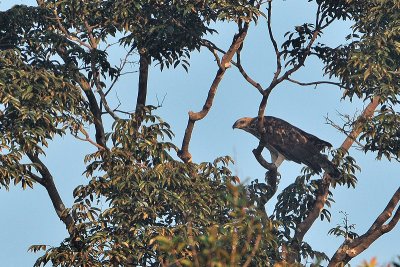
[232,119,241,129]
[232,117,252,130]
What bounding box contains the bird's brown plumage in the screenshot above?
[233,116,339,177]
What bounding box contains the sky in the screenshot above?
[0,0,399,266]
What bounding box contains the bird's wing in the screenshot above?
[262,116,330,173]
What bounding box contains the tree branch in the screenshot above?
[329,187,400,266]
[267,0,282,82]
[55,45,107,149]
[52,9,92,50]
[78,76,108,148]
[287,97,380,263]
[26,169,45,186]
[325,116,364,149]
[135,51,150,114]
[256,4,322,136]
[252,143,279,201]
[252,143,277,172]
[236,48,264,94]
[26,152,76,235]
[287,77,344,89]
[341,97,380,152]
[72,125,107,150]
[201,39,238,67]
[82,18,121,122]
[178,23,250,163]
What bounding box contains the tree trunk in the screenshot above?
[136,51,150,113]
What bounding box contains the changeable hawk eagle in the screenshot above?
[233,116,340,177]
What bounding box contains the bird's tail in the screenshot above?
[319,156,340,178]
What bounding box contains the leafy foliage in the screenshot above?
[0,50,88,189]
[29,110,280,266]
[328,211,359,240]
[1,0,399,266]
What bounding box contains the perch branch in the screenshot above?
[252,143,277,172]
[252,143,279,201]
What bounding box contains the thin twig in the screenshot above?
[73,125,107,150]
[53,9,91,50]
[236,49,264,94]
[104,48,136,96]
[325,117,364,148]
[287,77,344,88]
[201,39,238,67]
[267,0,282,82]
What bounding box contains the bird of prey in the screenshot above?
[233,116,340,177]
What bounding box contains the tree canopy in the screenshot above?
[0,0,399,266]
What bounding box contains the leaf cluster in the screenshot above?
[0,50,88,189]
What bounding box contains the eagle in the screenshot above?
[233,116,340,177]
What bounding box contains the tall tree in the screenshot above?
[0,0,399,266]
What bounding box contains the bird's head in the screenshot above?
[232,117,255,130]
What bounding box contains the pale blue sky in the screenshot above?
[1,0,399,266]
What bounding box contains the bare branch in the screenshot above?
[252,143,277,172]
[104,48,137,97]
[287,77,344,89]
[325,116,364,148]
[256,5,322,135]
[178,23,250,163]
[202,39,264,94]
[236,49,264,94]
[341,97,380,152]
[201,40,229,61]
[252,143,279,201]
[97,87,120,120]
[113,109,134,115]
[202,40,223,68]
[329,187,400,266]
[267,0,282,82]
